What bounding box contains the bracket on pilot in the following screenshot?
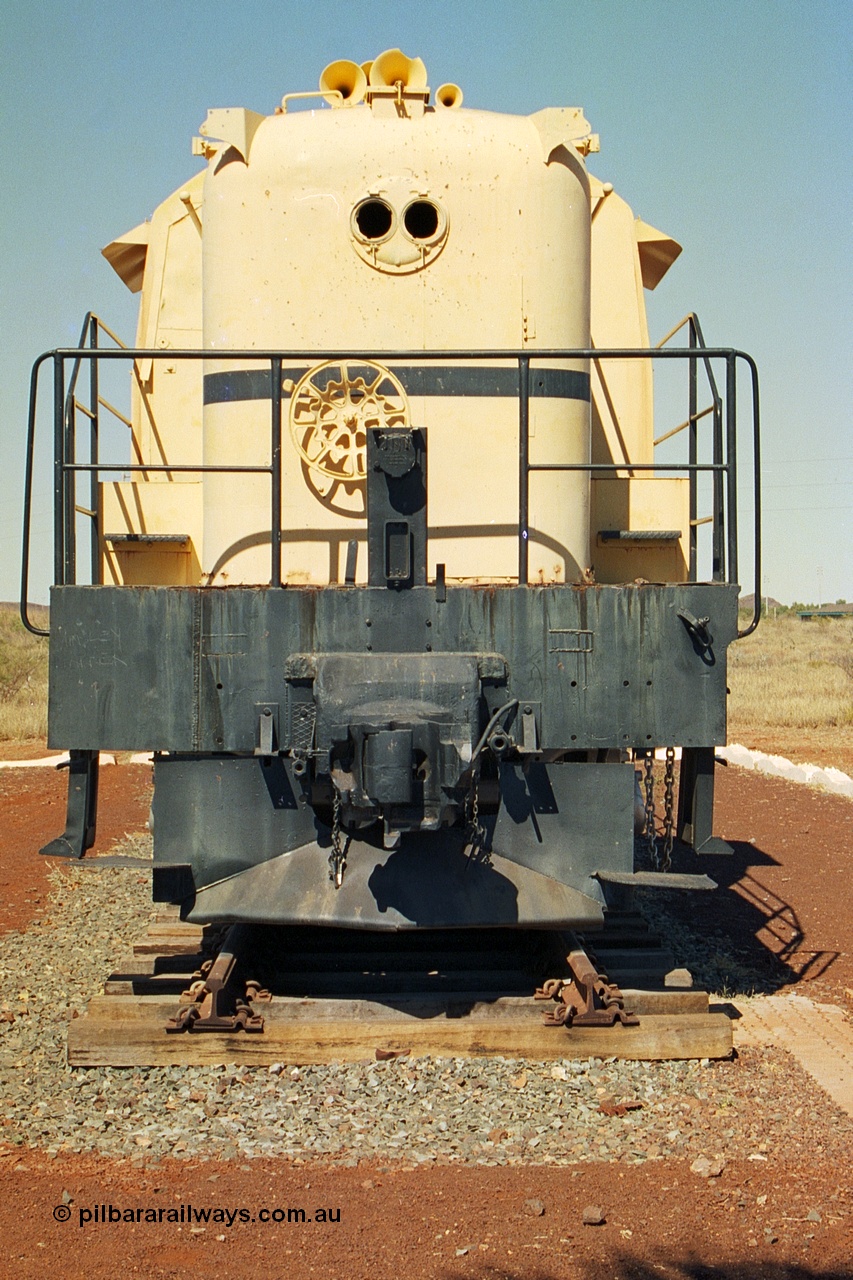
[366,427,427,589]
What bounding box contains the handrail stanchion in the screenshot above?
[688,317,698,581]
[270,357,283,588]
[89,316,101,584]
[518,355,530,585]
[725,353,738,587]
[63,363,77,585]
[737,354,762,638]
[712,378,725,581]
[21,356,50,636]
[53,355,66,587]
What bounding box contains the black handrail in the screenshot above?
[22,314,130,633]
[20,355,50,636]
[21,339,761,639]
[736,352,762,638]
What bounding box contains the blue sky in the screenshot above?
[2,0,850,606]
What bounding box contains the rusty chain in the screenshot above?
[642,750,657,865]
[328,787,347,889]
[643,747,676,872]
[661,745,676,872]
[465,766,489,861]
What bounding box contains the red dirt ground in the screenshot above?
[0,760,152,935]
[1,753,851,1278]
[0,1152,851,1280]
[665,763,853,1011]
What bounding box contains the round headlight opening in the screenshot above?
[403,200,440,241]
[354,199,394,241]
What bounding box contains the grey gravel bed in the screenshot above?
[1,857,851,1168]
[634,889,780,998]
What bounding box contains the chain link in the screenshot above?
[642,750,657,867]
[642,748,676,872]
[465,767,488,861]
[328,788,347,889]
[661,745,676,873]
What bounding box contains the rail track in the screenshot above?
[68,912,732,1067]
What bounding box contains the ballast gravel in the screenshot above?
[1,859,852,1169]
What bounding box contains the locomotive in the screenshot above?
[23,50,760,933]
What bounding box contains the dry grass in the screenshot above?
[729,614,853,731]
[0,604,49,740]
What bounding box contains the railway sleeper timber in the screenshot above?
[75,921,726,1064]
[68,1003,732,1067]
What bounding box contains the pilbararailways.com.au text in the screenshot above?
[58,1203,341,1228]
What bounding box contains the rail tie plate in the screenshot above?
[534,941,640,1029]
[165,924,270,1033]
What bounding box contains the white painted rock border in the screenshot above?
[718,743,853,799]
[0,752,116,771]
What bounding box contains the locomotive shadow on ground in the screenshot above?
[636,833,841,997]
[432,1262,849,1280]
